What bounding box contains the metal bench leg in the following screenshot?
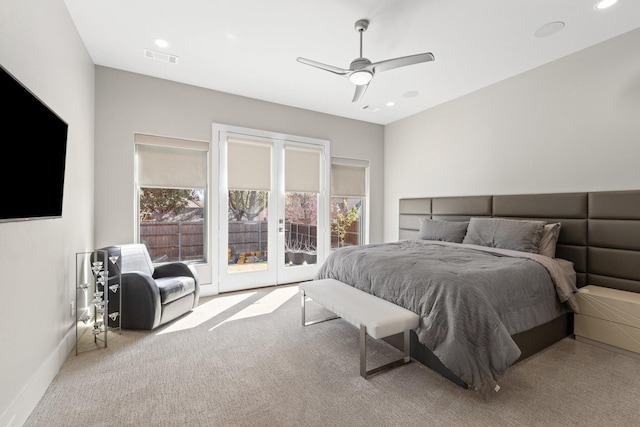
[301,289,338,326]
[360,327,412,379]
[403,329,411,363]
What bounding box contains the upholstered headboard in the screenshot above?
[399,190,640,293]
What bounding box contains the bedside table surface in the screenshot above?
[578,285,640,304]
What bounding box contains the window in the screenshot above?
[330,158,368,249]
[135,133,209,263]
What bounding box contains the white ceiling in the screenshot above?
[64,0,640,125]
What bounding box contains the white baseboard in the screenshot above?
[575,335,640,361]
[199,283,218,297]
[0,327,75,427]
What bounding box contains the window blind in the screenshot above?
[331,161,367,197]
[135,133,208,189]
[226,136,271,191]
[285,145,321,193]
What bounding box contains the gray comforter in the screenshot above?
[315,240,577,397]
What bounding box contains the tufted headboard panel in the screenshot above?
[587,190,640,293]
[492,192,588,285]
[399,191,640,291]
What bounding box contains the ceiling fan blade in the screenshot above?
[352,83,369,102]
[296,57,350,76]
[372,52,435,73]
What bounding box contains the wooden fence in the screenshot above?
[140,222,204,262]
[141,219,360,262]
[228,221,269,256]
[227,220,316,257]
[227,220,360,255]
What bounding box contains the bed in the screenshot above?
[315,190,640,397]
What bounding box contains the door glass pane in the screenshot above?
[330,197,363,249]
[139,187,205,262]
[227,190,269,273]
[284,192,318,266]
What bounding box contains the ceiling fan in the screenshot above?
[297,19,435,103]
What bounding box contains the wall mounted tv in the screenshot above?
[1,64,68,222]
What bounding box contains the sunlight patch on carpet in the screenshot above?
[156,291,256,335]
[209,285,299,330]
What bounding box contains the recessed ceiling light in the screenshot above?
[595,0,618,9]
[154,38,169,48]
[386,101,395,107]
[534,21,565,38]
[403,91,419,98]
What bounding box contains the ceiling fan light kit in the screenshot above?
[297,19,435,103]
[349,70,373,85]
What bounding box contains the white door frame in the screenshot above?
[212,123,330,294]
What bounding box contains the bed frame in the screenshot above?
[389,190,640,388]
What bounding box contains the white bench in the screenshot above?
[299,278,420,378]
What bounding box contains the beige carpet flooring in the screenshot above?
[25,283,640,426]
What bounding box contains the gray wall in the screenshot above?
[0,1,96,425]
[384,28,640,241]
[94,66,385,285]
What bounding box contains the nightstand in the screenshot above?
[574,285,640,359]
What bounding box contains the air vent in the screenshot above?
[362,105,381,112]
[143,49,179,64]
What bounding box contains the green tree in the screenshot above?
[331,199,360,247]
[140,188,197,221]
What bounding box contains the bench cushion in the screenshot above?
[300,279,419,339]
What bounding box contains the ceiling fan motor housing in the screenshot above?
[350,57,372,71]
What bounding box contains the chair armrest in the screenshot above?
[153,262,199,285]
[121,271,162,329]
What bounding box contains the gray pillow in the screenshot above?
[462,217,546,253]
[538,222,562,258]
[418,219,469,243]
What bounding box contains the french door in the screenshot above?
[216,127,329,293]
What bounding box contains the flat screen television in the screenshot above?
[1,64,68,222]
